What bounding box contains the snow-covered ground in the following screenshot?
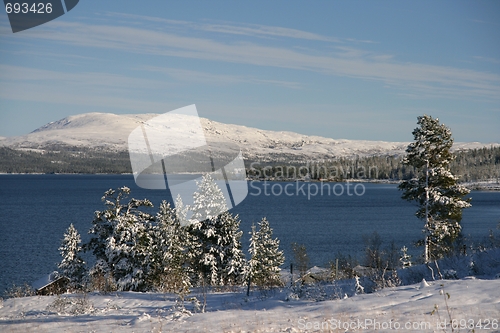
[2,249,500,333]
[1,278,499,332]
[1,112,498,160]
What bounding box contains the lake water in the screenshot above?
[0,174,499,294]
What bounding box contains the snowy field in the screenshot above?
[0,278,499,332]
[2,249,500,333]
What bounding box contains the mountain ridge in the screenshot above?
[1,112,498,161]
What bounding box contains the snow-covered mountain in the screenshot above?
[1,112,497,161]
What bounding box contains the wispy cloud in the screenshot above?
[473,56,500,65]
[141,66,302,89]
[5,16,500,101]
[201,23,336,42]
[102,12,344,42]
[333,46,394,61]
[0,64,175,111]
[467,18,500,27]
[0,65,170,90]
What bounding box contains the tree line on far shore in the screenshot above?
[248,145,500,182]
[1,144,499,182]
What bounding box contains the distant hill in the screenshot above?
[0,112,498,177]
[1,112,497,162]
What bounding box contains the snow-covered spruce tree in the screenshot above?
[399,246,412,269]
[58,224,86,290]
[216,211,246,285]
[187,174,246,287]
[247,217,285,288]
[149,197,191,299]
[85,187,154,291]
[190,173,228,223]
[399,115,471,261]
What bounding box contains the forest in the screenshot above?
[1,145,499,182]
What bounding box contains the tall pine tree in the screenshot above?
[399,115,471,261]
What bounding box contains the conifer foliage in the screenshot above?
[188,174,246,286]
[149,198,191,298]
[55,174,285,297]
[247,218,285,288]
[399,115,471,260]
[58,223,86,289]
[86,186,154,291]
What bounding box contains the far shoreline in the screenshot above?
[1,173,498,191]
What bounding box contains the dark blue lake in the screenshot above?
[0,174,499,294]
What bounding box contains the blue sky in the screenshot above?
[0,1,499,142]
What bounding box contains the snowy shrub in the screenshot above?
[291,243,309,277]
[47,294,94,315]
[288,280,328,302]
[476,229,500,251]
[88,259,117,293]
[285,292,300,301]
[4,283,35,298]
[168,307,193,321]
[397,264,428,285]
[328,254,358,280]
[363,232,383,269]
[330,280,349,300]
[469,257,479,276]
[467,248,500,277]
[442,269,458,279]
[367,267,401,292]
[189,296,202,313]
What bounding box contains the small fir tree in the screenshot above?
[217,212,246,285]
[149,198,191,302]
[247,218,285,288]
[291,242,309,277]
[58,224,86,289]
[190,173,228,224]
[188,174,246,287]
[400,246,412,269]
